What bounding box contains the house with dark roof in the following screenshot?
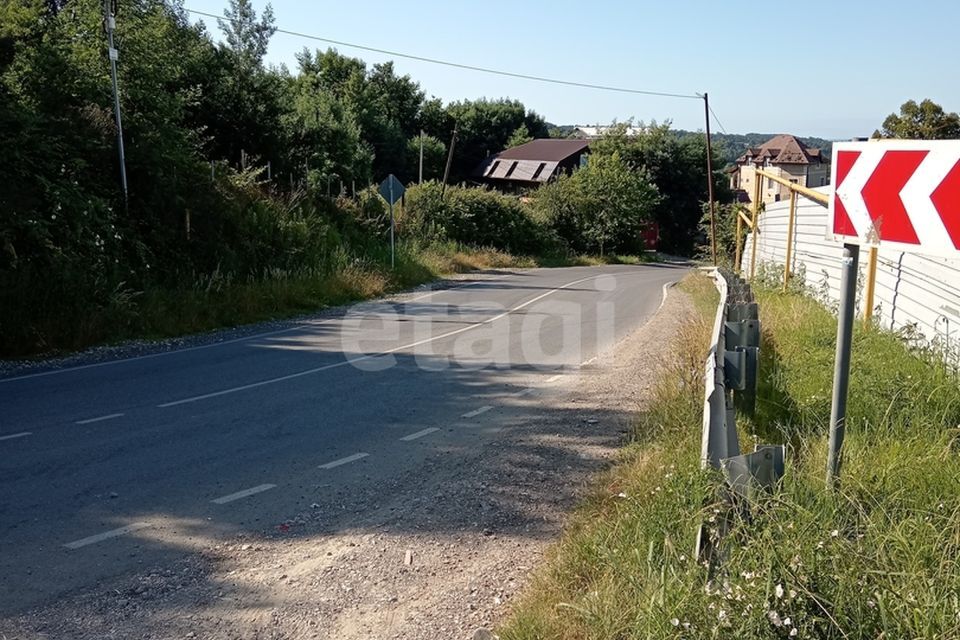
[729,134,830,205]
[473,139,590,191]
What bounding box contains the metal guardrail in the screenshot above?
[697,267,783,564]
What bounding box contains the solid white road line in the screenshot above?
[461,405,493,418]
[159,273,604,408]
[399,427,440,441]
[658,281,674,313]
[75,413,124,425]
[211,483,276,505]
[63,522,151,550]
[318,452,369,469]
[0,431,31,441]
[1,280,493,384]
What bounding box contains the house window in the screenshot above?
[504,161,518,178]
[487,160,500,177]
[768,178,775,190]
[531,162,547,180]
[790,178,798,184]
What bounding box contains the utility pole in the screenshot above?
[441,121,458,198]
[419,129,425,184]
[103,0,128,207]
[703,92,718,266]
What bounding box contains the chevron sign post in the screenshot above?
[829,140,960,255]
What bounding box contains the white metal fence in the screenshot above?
[742,187,960,366]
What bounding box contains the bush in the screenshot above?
[401,181,550,254]
[532,153,659,254]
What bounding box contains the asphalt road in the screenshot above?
[0,263,686,617]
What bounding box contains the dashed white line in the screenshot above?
[63,522,151,550]
[511,388,535,397]
[545,374,563,383]
[211,483,276,504]
[399,427,440,441]
[461,405,493,418]
[75,413,124,425]
[0,431,31,441]
[318,452,369,469]
[158,273,604,408]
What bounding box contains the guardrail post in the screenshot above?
[783,190,797,291]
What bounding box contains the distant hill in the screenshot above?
[673,130,835,165]
[547,125,834,165]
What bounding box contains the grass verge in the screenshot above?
[2,243,656,359]
[500,275,960,639]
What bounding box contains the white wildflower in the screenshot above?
[768,610,783,627]
[784,617,792,626]
[670,618,679,627]
[775,584,785,599]
[830,529,839,538]
[790,629,798,637]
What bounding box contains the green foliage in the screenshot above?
[500,276,960,640]
[533,153,659,254]
[673,129,835,165]
[506,124,534,148]
[440,98,549,182]
[697,201,747,266]
[405,134,446,183]
[402,182,548,254]
[874,98,960,140]
[591,122,731,254]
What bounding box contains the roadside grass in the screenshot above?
[1,243,655,359]
[500,275,960,639]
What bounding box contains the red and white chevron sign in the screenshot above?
[829,140,960,255]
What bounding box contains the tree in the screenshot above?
[533,153,660,254]
[874,99,960,140]
[217,0,275,73]
[506,124,533,148]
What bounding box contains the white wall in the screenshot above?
[741,186,960,366]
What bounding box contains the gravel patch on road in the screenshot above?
[0,282,697,640]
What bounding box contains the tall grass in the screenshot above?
[500,275,960,639]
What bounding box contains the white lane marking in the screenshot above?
[1,281,491,384]
[461,405,493,418]
[159,273,604,408]
[511,388,535,397]
[318,452,369,469]
[658,281,674,313]
[75,413,124,425]
[211,483,276,504]
[63,522,151,550]
[0,431,31,441]
[581,355,598,366]
[399,427,440,441]
[545,374,563,383]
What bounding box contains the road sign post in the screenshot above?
[826,139,960,486]
[378,174,405,269]
[826,242,859,488]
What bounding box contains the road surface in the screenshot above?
[0,263,686,619]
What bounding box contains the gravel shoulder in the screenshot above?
[1,281,696,640]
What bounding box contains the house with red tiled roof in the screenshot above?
[728,134,830,205]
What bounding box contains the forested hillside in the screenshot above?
[0,0,725,356]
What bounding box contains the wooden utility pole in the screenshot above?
[703,92,718,266]
[441,121,458,198]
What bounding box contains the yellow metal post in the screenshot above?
[749,173,761,280]
[864,246,878,327]
[783,190,797,291]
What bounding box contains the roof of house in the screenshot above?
[737,134,824,165]
[474,139,590,183]
[573,125,644,139]
[494,139,590,162]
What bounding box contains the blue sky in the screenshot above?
[184,0,960,140]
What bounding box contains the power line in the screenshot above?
[183,7,701,101]
[708,103,728,134]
